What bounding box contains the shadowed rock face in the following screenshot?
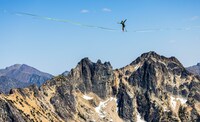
[0,99,26,122]
[0,51,199,122]
[117,52,200,122]
[117,81,134,121]
[68,58,114,99]
[50,82,77,121]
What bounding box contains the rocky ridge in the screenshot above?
[0,51,199,122]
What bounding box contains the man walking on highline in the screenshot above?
[119,19,127,32]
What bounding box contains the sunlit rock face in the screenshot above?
[0,51,199,122]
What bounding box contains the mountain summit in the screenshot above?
[0,52,199,122]
[0,64,53,93]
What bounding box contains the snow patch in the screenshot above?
[95,99,110,118]
[134,64,140,71]
[136,111,146,122]
[176,97,187,104]
[163,106,170,112]
[111,97,118,113]
[170,96,177,110]
[170,96,187,110]
[95,97,118,118]
[82,95,93,100]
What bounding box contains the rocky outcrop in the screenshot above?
[50,82,77,121]
[68,58,114,99]
[0,51,199,122]
[117,81,135,121]
[0,99,26,122]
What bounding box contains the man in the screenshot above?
[119,19,127,32]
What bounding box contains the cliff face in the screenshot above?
[0,51,199,122]
[68,58,113,99]
[115,52,200,122]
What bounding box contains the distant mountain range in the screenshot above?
[0,64,53,93]
[186,63,200,76]
[61,70,69,76]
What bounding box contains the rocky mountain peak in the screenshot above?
[140,51,161,59]
[197,63,200,66]
[78,57,92,65]
[0,64,21,76]
[19,64,43,75]
[97,59,102,64]
[20,64,31,70]
[77,57,112,71]
[4,64,34,72]
[130,51,184,70]
[67,57,114,99]
[0,52,199,122]
[5,64,22,70]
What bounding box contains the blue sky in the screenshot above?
[0,0,200,75]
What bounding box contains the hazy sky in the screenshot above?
[0,0,200,75]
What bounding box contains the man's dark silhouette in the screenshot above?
[119,19,127,32]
